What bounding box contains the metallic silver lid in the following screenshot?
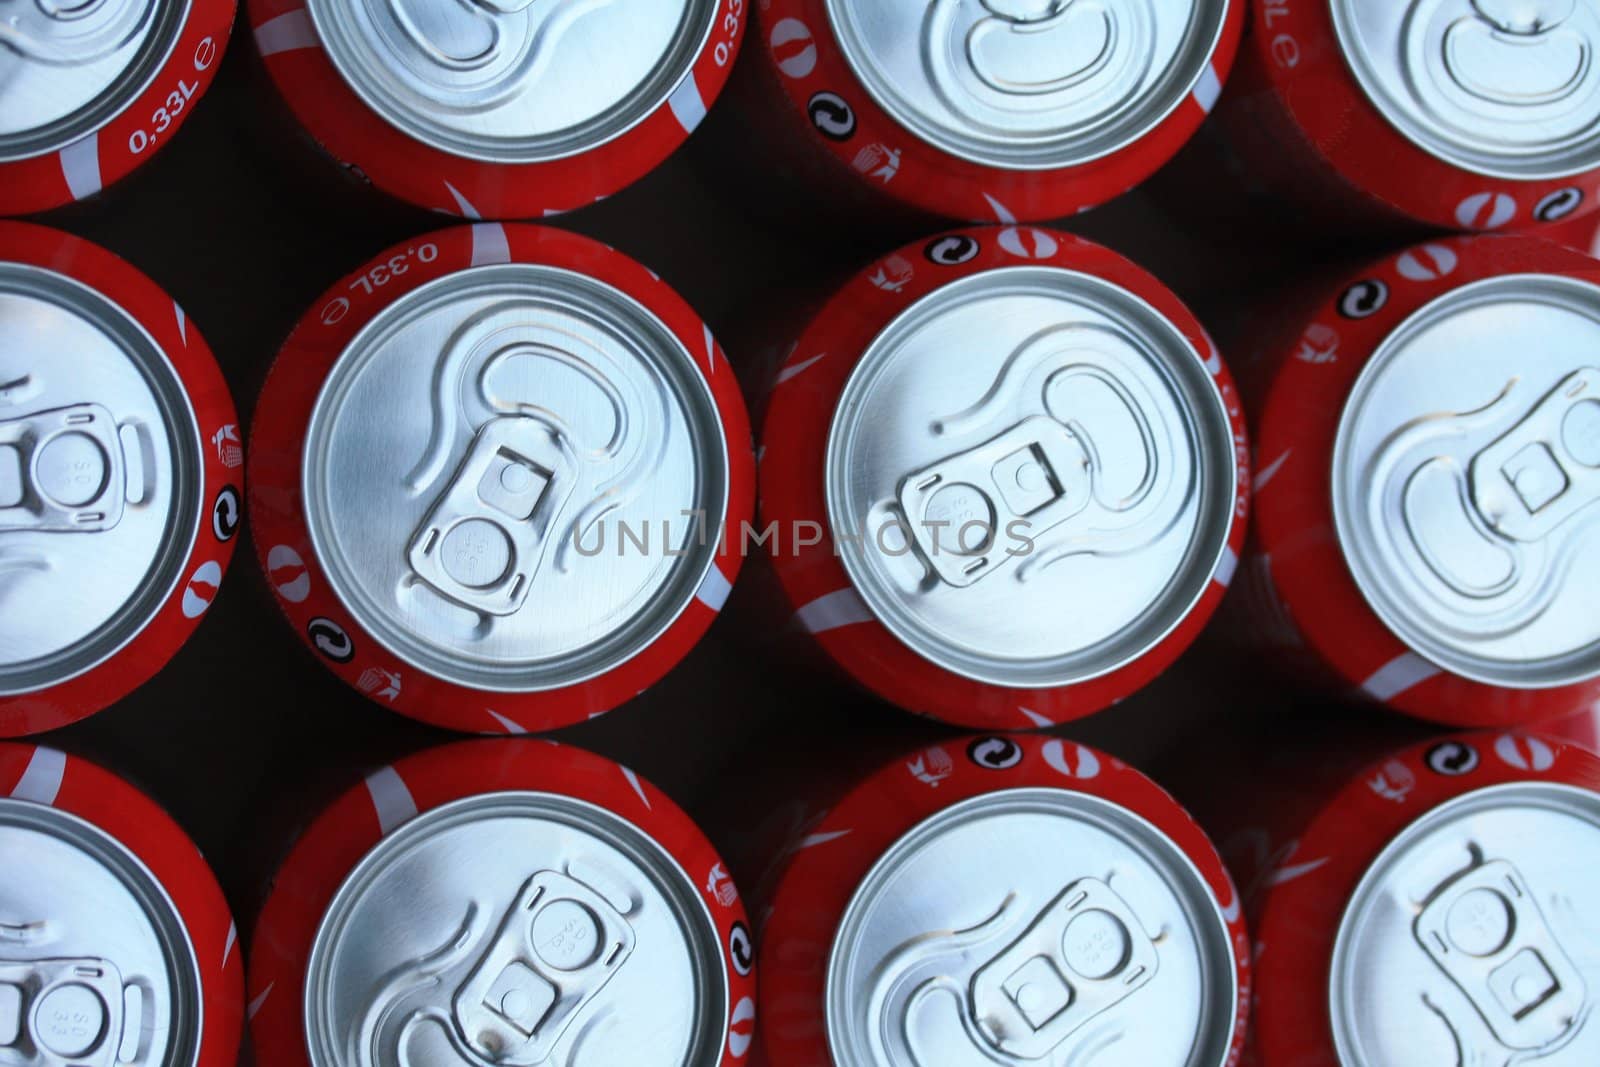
[0,0,189,163]
[302,263,727,692]
[305,0,717,163]
[826,787,1238,1066]
[0,262,202,697]
[1331,0,1600,180]
[0,792,201,1067]
[1332,274,1600,690]
[1331,777,1600,1065]
[305,792,727,1067]
[825,266,1235,688]
[822,0,1230,170]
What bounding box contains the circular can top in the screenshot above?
[304,792,727,1066]
[825,265,1236,689]
[0,795,202,1066]
[826,788,1237,1065]
[0,0,188,162]
[302,261,728,693]
[823,0,1231,170]
[306,0,718,162]
[0,260,201,698]
[1331,0,1600,180]
[1331,781,1600,1065]
[1332,273,1600,689]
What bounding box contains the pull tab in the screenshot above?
[0,404,126,534]
[407,416,577,616]
[451,871,635,1065]
[969,878,1159,1059]
[0,956,129,1067]
[1473,0,1577,35]
[0,0,155,67]
[1470,367,1600,543]
[1414,858,1587,1052]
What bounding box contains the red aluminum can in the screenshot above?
[249,223,753,733]
[247,739,757,1067]
[738,0,1243,222]
[756,732,1250,1066]
[0,222,242,737]
[758,225,1249,729]
[247,0,745,218]
[1233,730,1600,1066]
[1221,0,1600,234]
[1248,234,1600,727]
[1547,212,1600,258]
[0,0,234,216]
[0,742,243,1066]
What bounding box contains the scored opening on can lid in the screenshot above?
[302,263,728,694]
[0,262,202,698]
[0,0,190,162]
[822,0,1230,170]
[1331,0,1600,180]
[825,788,1238,1066]
[0,797,202,1067]
[825,266,1236,689]
[1332,274,1600,690]
[304,792,727,1067]
[305,0,718,163]
[1331,781,1600,1066]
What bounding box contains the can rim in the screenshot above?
[0,794,204,1067]
[0,261,203,698]
[1331,272,1600,691]
[824,785,1239,1064]
[0,0,193,164]
[302,789,729,1067]
[823,265,1238,689]
[821,0,1232,172]
[1329,0,1600,182]
[1327,779,1600,1065]
[304,0,719,164]
[300,261,730,694]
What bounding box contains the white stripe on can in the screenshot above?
[470,222,511,266]
[1194,63,1223,113]
[254,10,320,56]
[696,565,732,612]
[796,587,873,634]
[1361,652,1441,702]
[10,747,66,806]
[668,72,709,134]
[1213,545,1238,587]
[59,135,102,201]
[363,766,419,835]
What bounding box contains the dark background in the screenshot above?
[23,26,1415,1043]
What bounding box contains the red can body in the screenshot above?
[247,0,745,218]
[0,743,243,1066]
[1247,234,1600,727]
[248,223,754,734]
[0,0,234,216]
[758,225,1249,729]
[736,1,1244,222]
[248,739,758,1066]
[1225,731,1600,1066]
[1220,2,1600,234]
[0,222,242,737]
[756,732,1251,1066]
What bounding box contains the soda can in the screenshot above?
[758,226,1248,729]
[1248,234,1600,726]
[756,732,1249,1066]
[738,0,1242,223]
[1221,0,1600,234]
[0,742,243,1066]
[247,739,757,1066]
[248,223,753,733]
[1547,212,1600,259]
[0,0,233,216]
[247,0,745,218]
[1233,730,1600,1066]
[0,222,242,737]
